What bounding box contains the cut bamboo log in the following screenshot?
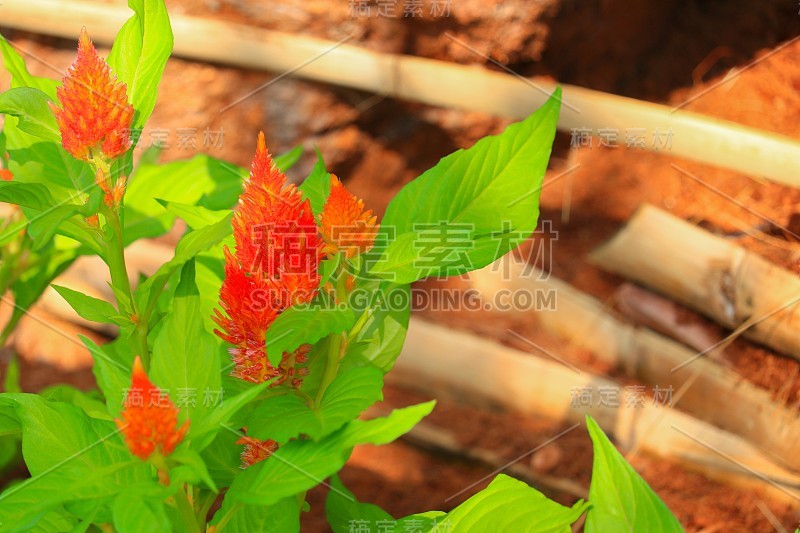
[400,420,589,501]
[589,204,800,361]
[468,256,800,473]
[392,318,800,506]
[22,239,800,506]
[3,0,800,187]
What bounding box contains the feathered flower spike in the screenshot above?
[213,133,323,385]
[51,28,134,162]
[116,357,189,461]
[319,175,378,258]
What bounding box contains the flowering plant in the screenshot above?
[0,1,682,531]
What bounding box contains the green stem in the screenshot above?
[314,268,350,406]
[102,204,150,367]
[175,485,201,533]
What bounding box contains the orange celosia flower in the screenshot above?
[0,168,12,181]
[235,434,278,468]
[213,132,322,384]
[115,356,189,461]
[319,175,378,258]
[51,28,134,162]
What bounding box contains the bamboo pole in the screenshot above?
[589,204,800,361]
[29,241,800,505]
[393,318,800,506]
[2,0,800,187]
[468,256,800,473]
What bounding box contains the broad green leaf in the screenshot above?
[80,336,134,417]
[112,492,170,533]
[157,200,230,230]
[0,33,58,96]
[266,304,355,365]
[372,89,561,283]
[0,395,151,530]
[124,155,243,243]
[346,283,410,372]
[211,494,300,533]
[169,448,217,492]
[227,401,435,506]
[247,366,383,443]
[434,474,587,532]
[52,285,122,325]
[200,430,241,488]
[151,260,221,425]
[0,87,60,142]
[40,385,109,420]
[326,476,447,533]
[135,212,233,317]
[190,381,269,453]
[107,0,173,132]
[298,148,332,215]
[325,475,394,533]
[0,181,57,210]
[585,416,683,532]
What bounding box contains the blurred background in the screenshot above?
[2,1,800,530]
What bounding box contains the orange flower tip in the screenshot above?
[257,131,267,154]
[132,355,145,376]
[117,355,188,461]
[0,169,12,182]
[54,28,134,162]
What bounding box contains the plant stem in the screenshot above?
[313,269,350,406]
[102,204,150,366]
[175,485,201,533]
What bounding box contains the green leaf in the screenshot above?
[211,494,300,533]
[227,401,435,506]
[135,212,233,318]
[434,474,587,532]
[273,145,303,173]
[372,89,561,283]
[347,283,410,372]
[0,87,60,142]
[325,475,395,533]
[266,304,355,366]
[156,199,230,230]
[169,448,218,492]
[80,336,134,417]
[585,416,683,532]
[151,260,222,425]
[0,181,56,210]
[52,285,121,325]
[247,366,383,443]
[112,492,170,533]
[298,148,332,215]
[190,381,270,453]
[0,395,151,531]
[0,33,58,96]
[124,155,243,243]
[107,0,173,132]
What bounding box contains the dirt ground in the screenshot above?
[2,0,800,530]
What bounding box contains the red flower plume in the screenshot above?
[213,133,322,384]
[115,357,189,461]
[51,28,134,161]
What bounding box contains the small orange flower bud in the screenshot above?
[319,175,378,258]
[52,28,134,162]
[116,356,189,461]
[0,169,12,181]
[86,214,99,227]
